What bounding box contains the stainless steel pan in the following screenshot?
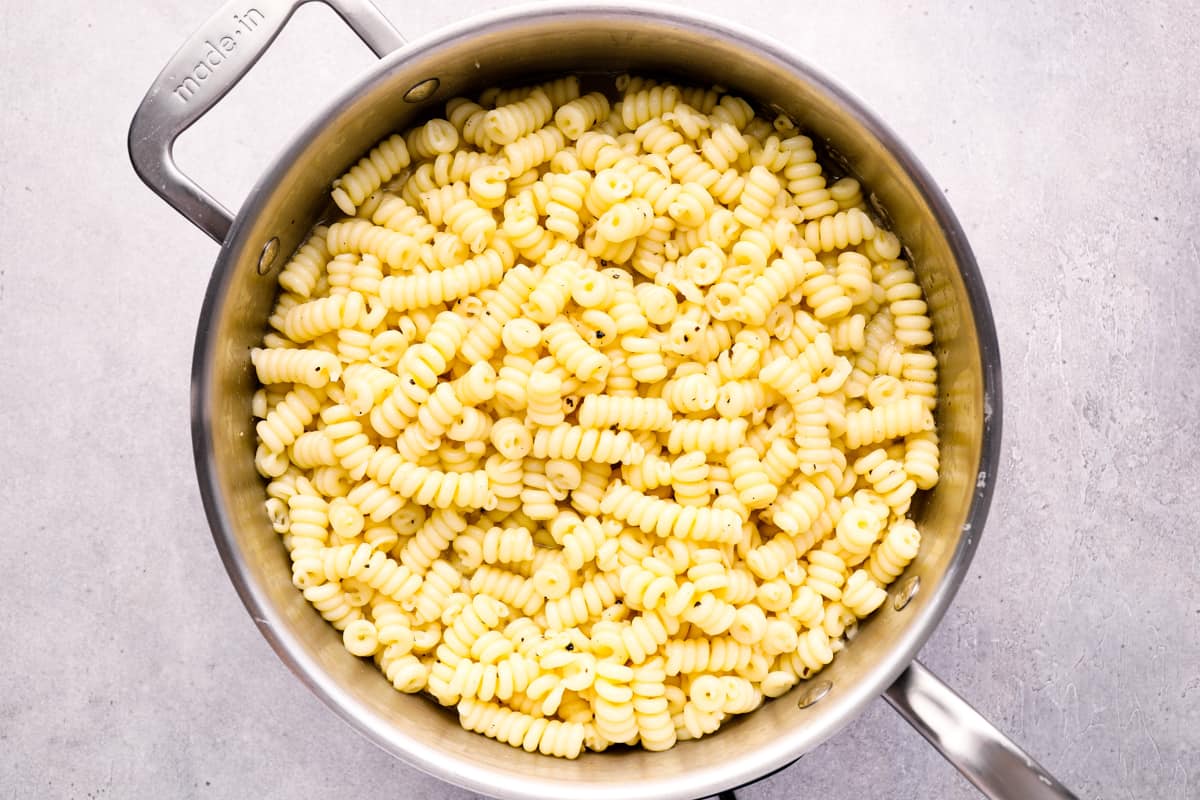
[129,2,1076,797]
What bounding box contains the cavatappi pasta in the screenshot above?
[253,73,939,759]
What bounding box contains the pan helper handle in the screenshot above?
[128,0,405,244]
[885,660,1079,799]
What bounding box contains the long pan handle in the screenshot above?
[128,0,404,244]
[885,660,1078,799]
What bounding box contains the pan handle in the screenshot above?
[884,660,1078,799]
[128,0,404,244]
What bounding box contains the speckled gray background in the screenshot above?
[1,0,1197,798]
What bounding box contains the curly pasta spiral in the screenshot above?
[342,363,400,417]
[303,583,361,629]
[314,543,424,604]
[764,470,835,537]
[256,387,323,453]
[470,565,544,617]
[576,394,672,432]
[407,176,464,222]
[523,259,580,324]
[584,164,634,218]
[661,372,719,413]
[792,626,834,677]
[346,479,407,524]
[880,265,934,347]
[867,520,921,585]
[801,208,876,253]
[446,96,493,148]
[855,450,917,512]
[621,84,681,130]
[664,418,748,454]
[458,698,586,758]
[544,170,591,241]
[799,261,853,321]
[331,134,412,215]
[664,637,755,676]
[379,250,506,311]
[681,593,738,636]
[835,504,883,558]
[504,126,567,178]
[843,397,934,450]
[443,197,497,254]
[251,347,340,388]
[457,264,540,364]
[619,558,683,612]
[526,369,566,427]
[735,251,811,326]
[531,424,644,465]
[286,489,329,557]
[601,482,743,544]
[318,404,374,480]
[841,569,888,617]
[673,700,726,742]
[364,193,434,241]
[835,251,873,305]
[410,558,462,623]
[544,572,622,629]
[903,430,940,490]
[629,657,675,751]
[363,446,494,510]
[485,88,554,146]
[592,198,655,245]
[543,319,610,382]
[282,291,370,343]
[326,220,420,271]
[733,165,781,228]
[468,525,535,566]
[901,350,938,410]
[372,315,470,434]
[669,452,710,508]
[716,379,769,420]
[392,510,464,576]
[277,226,331,298]
[629,214,675,279]
[698,122,750,171]
[555,92,611,140]
[405,118,459,160]
[805,549,847,601]
[635,117,685,157]
[727,447,777,509]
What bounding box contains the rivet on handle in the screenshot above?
[893,575,920,611]
[404,78,440,103]
[257,237,280,275]
[797,680,832,709]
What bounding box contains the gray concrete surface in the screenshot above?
[1,0,1198,798]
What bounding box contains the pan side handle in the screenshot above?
[128,0,404,244]
[885,660,1078,799]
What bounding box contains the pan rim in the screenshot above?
[190,4,1002,798]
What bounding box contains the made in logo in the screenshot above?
[174,8,265,103]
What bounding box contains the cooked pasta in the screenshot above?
[257,73,941,758]
[330,135,411,215]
